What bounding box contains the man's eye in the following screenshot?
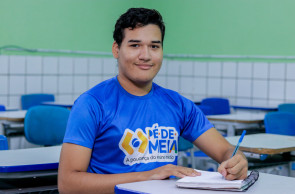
[151,45,160,49]
[130,44,139,47]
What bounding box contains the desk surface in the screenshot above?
[0,146,61,173]
[0,110,26,122]
[207,112,265,123]
[231,104,278,111]
[226,134,295,154]
[42,101,73,108]
[115,173,295,194]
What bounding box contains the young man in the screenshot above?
[58,8,248,194]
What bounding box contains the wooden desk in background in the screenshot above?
[226,134,295,176]
[0,110,26,137]
[0,110,26,122]
[226,134,295,155]
[207,113,265,136]
[41,101,73,109]
[231,104,278,113]
[0,146,61,193]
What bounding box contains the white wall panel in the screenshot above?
[167,60,180,76]
[9,56,26,74]
[43,76,58,93]
[26,56,42,74]
[74,58,88,75]
[194,62,207,77]
[238,62,252,78]
[0,56,9,74]
[208,62,221,77]
[59,57,73,75]
[269,63,285,79]
[43,57,58,74]
[222,62,237,78]
[253,62,268,79]
[88,58,102,75]
[1,54,295,108]
[9,76,25,95]
[0,76,8,94]
[26,76,42,93]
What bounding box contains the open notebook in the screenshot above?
[176,170,259,191]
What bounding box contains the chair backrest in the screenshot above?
[0,105,5,111]
[197,105,214,115]
[201,97,230,115]
[278,103,295,115]
[264,112,295,136]
[21,94,55,110]
[0,135,8,150]
[24,105,70,146]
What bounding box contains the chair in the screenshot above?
[201,98,230,136]
[278,103,295,115]
[0,105,5,111]
[21,93,55,110]
[200,97,230,115]
[24,105,70,146]
[264,112,295,136]
[197,105,214,115]
[0,135,8,150]
[264,111,295,176]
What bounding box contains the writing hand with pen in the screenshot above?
[218,130,248,180]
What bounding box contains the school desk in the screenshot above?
[207,112,265,136]
[231,104,278,113]
[226,134,295,155]
[226,134,295,176]
[115,172,295,194]
[41,100,73,109]
[0,146,61,193]
[0,110,26,122]
[0,110,26,142]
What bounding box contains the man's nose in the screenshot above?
[139,46,151,61]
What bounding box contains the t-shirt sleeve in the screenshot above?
[180,99,214,143]
[63,93,102,149]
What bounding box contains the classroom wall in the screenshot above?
[0,0,295,56]
[1,0,295,108]
[1,55,295,108]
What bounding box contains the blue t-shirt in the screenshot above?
[63,76,213,174]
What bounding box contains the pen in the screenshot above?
[231,130,246,158]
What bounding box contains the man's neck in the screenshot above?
[117,75,152,96]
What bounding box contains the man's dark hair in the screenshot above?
[113,8,165,47]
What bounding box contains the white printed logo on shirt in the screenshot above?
[119,123,178,166]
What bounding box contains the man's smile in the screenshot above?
[135,63,153,70]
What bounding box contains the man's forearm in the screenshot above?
[58,164,199,193]
[59,170,149,194]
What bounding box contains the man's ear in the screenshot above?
[112,41,119,59]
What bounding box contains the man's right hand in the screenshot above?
[144,164,201,180]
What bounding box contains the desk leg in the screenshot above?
[227,124,235,137]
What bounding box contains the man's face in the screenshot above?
[112,24,163,86]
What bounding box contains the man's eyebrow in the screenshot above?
[127,40,162,44]
[151,40,161,44]
[128,40,141,43]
